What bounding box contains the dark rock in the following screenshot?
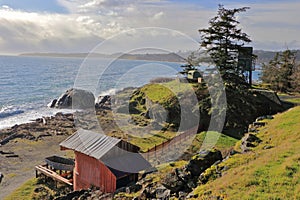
[155,185,171,200]
[160,149,222,195]
[54,190,86,200]
[55,88,95,109]
[140,186,156,199]
[5,154,19,158]
[241,133,262,153]
[0,172,3,183]
[186,149,223,177]
[95,95,111,109]
[178,191,187,199]
[253,121,266,127]
[115,187,127,194]
[128,183,142,193]
[256,115,274,122]
[186,192,199,199]
[47,99,57,108]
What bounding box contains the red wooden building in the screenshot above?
[60,129,151,192]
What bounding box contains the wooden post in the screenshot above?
[147,148,149,160]
[154,145,156,160]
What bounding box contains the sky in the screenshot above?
[0,0,300,54]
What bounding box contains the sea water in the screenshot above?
[0,56,182,129]
[0,55,261,129]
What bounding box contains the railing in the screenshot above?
[143,126,199,163]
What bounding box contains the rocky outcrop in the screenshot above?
[54,189,113,200]
[186,149,223,177]
[240,133,262,153]
[50,88,95,109]
[95,95,111,109]
[161,149,223,196]
[0,112,75,143]
[47,99,57,108]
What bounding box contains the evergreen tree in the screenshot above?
[179,52,199,76]
[262,49,297,92]
[199,5,252,84]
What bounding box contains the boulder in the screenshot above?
[162,170,187,193]
[54,88,95,109]
[47,99,57,108]
[155,185,171,199]
[240,133,262,153]
[161,149,222,195]
[127,183,142,193]
[95,95,111,109]
[186,149,223,177]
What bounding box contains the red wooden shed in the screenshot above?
[60,129,151,192]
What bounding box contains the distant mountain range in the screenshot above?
[20,49,300,64]
[254,50,300,64]
[19,52,185,63]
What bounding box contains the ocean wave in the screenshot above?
[0,105,74,130]
[97,88,118,97]
[0,105,25,119]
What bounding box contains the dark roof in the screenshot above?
[60,129,151,173]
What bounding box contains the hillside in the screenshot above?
[5,105,300,200]
[3,82,296,199]
[254,49,300,64]
[19,50,300,64]
[192,106,300,199]
[121,81,284,137]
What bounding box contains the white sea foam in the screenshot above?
[97,88,118,97]
[0,106,74,130]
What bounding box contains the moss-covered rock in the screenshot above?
[186,149,223,177]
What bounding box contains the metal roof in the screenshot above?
[60,129,121,160]
[60,129,152,173]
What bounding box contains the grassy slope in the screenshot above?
[140,81,194,103]
[4,179,37,200]
[185,132,238,158]
[193,106,300,199]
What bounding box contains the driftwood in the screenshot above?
[0,150,14,155]
[5,154,19,158]
[0,133,19,145]
[0,172,3,183]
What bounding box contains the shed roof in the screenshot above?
[60,129,151,173]
[60,129,121,160]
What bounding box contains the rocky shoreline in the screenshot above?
[0,112,75,145]
[0,111,77,199]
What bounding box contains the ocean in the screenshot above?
[0,55,261,129]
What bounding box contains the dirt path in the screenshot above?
[0,135,70,199]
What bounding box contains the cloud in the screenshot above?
[153,11,164,20]
[0,6,106,53]
[238,1,300,50]
[1,0,300,54]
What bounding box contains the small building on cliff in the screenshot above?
[60,129,151,193]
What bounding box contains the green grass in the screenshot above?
[187,131,238,155]
[128,130,177,152]
[192,106,300,200]
[140,81,194,104]
[284,97,300,104]
[4,178,37,200]
[141,83,175,104]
